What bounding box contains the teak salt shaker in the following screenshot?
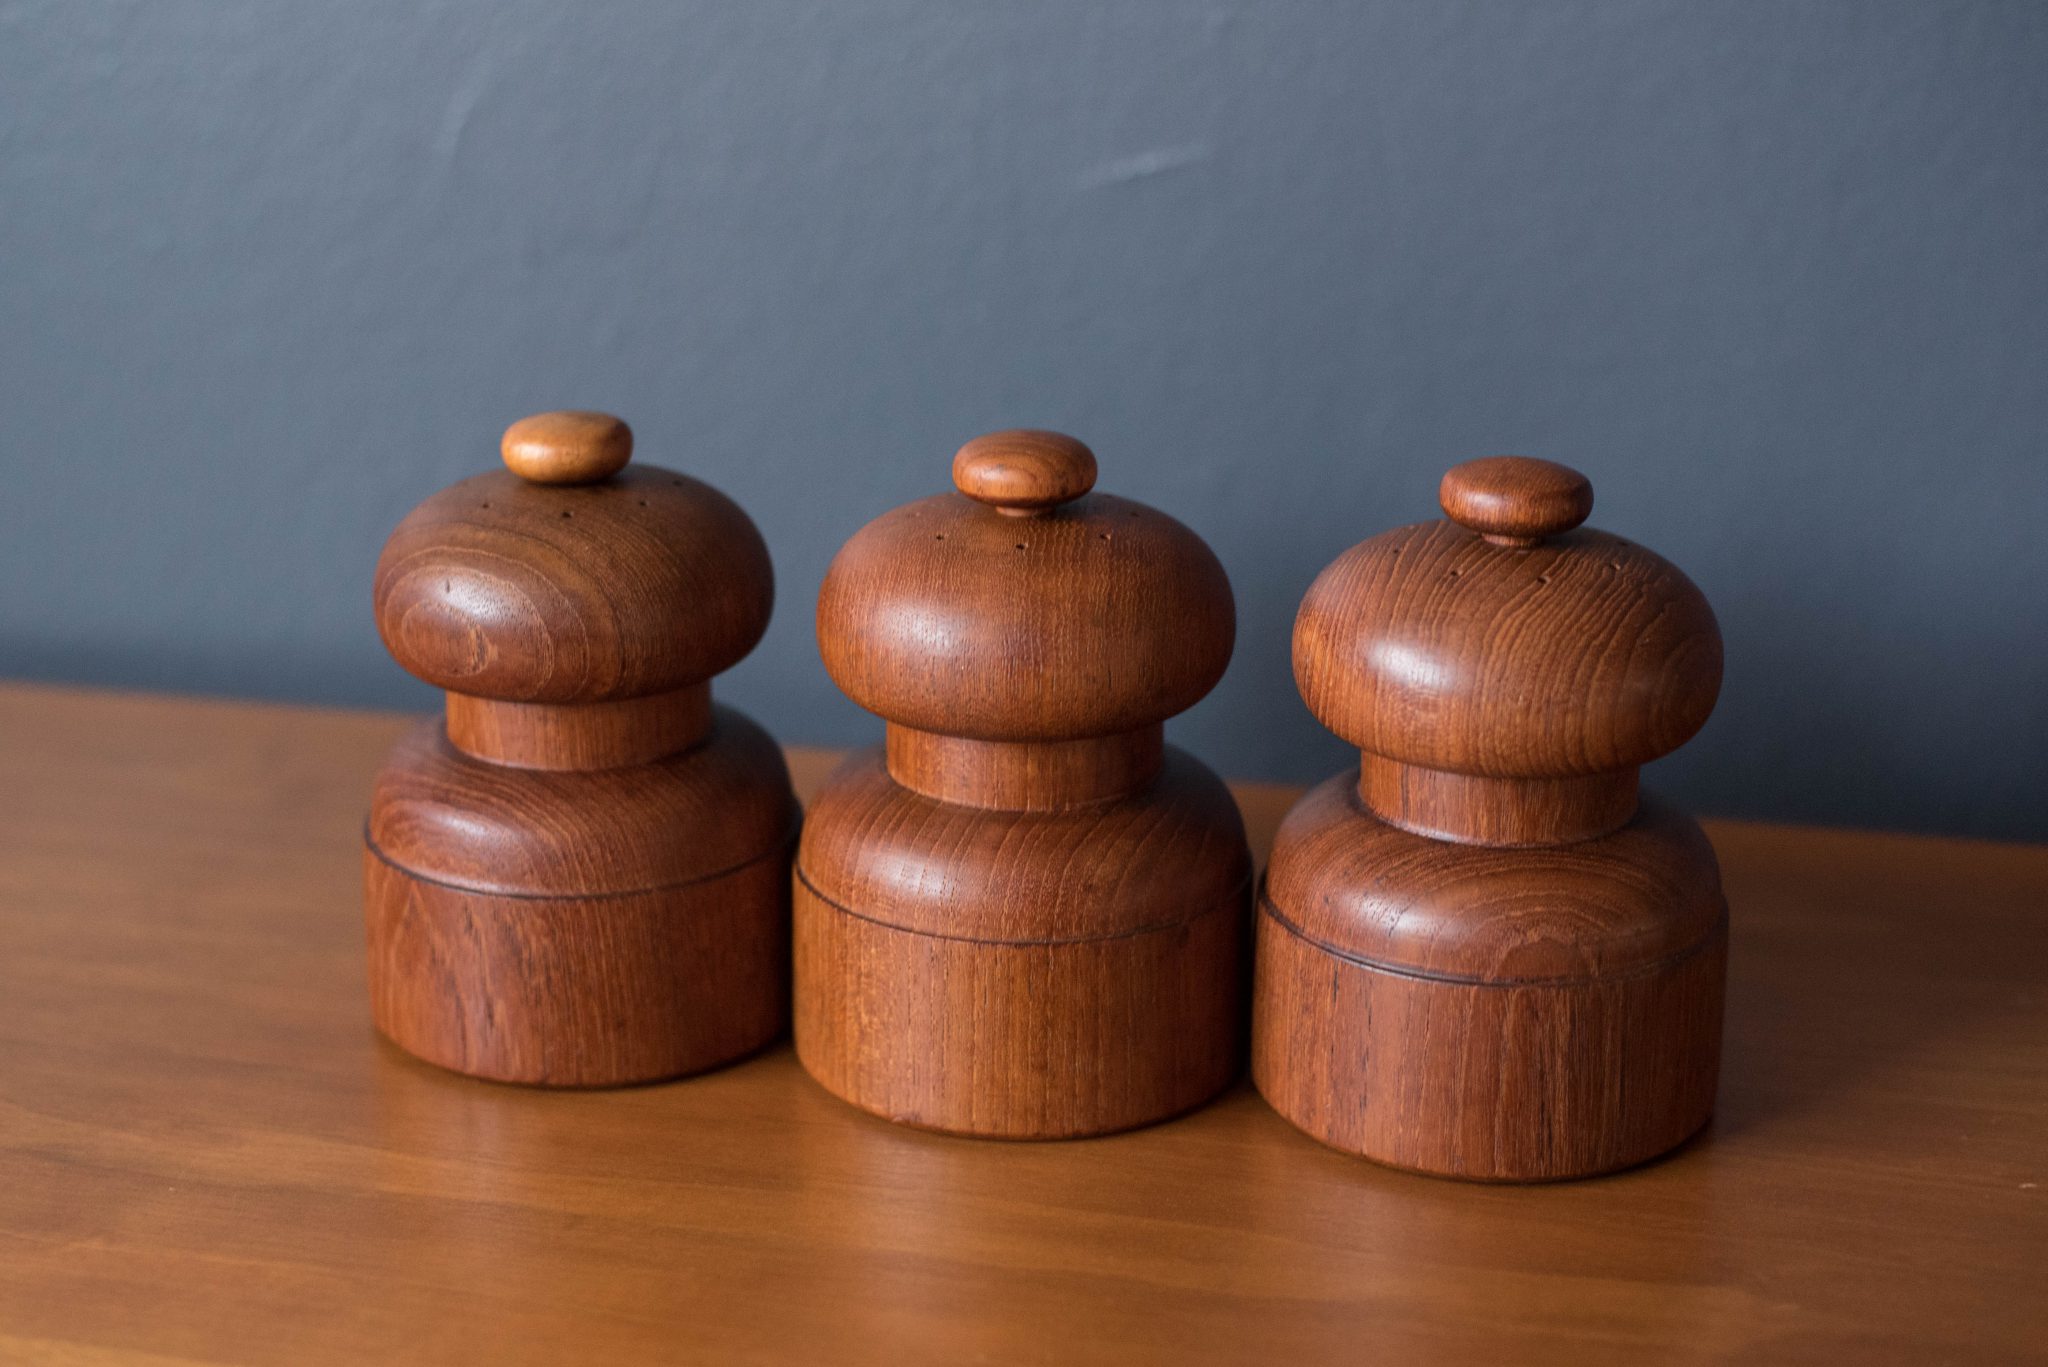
[363,411,799,1086]
[1254,456,1726,1180]
[794,430,1252,1138]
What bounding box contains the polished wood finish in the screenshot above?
[364,412,794,1086]
[797,747,1250,945]
[4,688,2048,1360]
[4,684,2045,1365]
[374,468,772,707]
[365,841,791,1086]
[1263,457,1729,1179]
[950,428,1099,515]
[500,409,634,485]
[1293,519,1721,822]
[444,682,712,770]
[1257,778,1725,1179]
[1438,454,1593,545]
[367,711,796,901]
[1357,753,1640,847]
[883,722,1163,809]
[797,430,1250,1137]
[814,439,1233,743]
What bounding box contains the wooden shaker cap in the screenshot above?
[373,411,773,705]
[1294,456,1722,782]
[817,429,1234,741]
[1439,456,1592,545]
[952,430,1098,515]
[501,410,634,484]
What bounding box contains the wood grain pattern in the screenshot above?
[950,428,1099,515]
[1265,777,1724,981]
[1,685,2045,1364]
[795,876,1246,1139]
[814,492,1234,742]
[367,709,795,897]
[797,431,1251,1137]
[1294,518,1722,797]
[363,711,799,1087]
[1254,776,1726,1179]
[795,746,1251,1135]
[1263,457,1729,1179]
[364,413,795,1086]
[500,409,634,485]
[444,682,712,770]
[374,465,772,705]
[795,748,1249,943]
[366,839,793,1087]
[1438,455,1593,545]
[1356,753,1641,847]
[1255,906,1724,1181]
[883,722,1162,809]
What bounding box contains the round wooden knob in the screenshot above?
[501,411,633,485]
[952,430,1097,516]
[1439,456,1593,545]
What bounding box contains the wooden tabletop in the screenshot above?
[0,684,2041,1365]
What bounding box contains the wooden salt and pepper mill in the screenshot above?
[1254,457,1726,1180]
[795,430,1253,1138]
[363,411,799,1086]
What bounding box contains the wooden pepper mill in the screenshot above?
[794,430,1253,1138]
[1254,456,1726,1180]
[363,410,799,1086]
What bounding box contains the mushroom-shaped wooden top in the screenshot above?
[1294,456,1721,783]
[374,411,773,705]
[817,429,1234,741]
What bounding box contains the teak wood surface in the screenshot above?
[1259,456,1731,1179]
[796,431,1248,1140]
[0,683,2042,1365]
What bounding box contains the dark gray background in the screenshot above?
[4,2,2044,839]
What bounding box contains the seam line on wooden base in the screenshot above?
[796,864,1251,948]
[363,816,800,902]
[1258,890,1727,989]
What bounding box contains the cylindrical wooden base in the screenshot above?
[1253,905,1723,1180]
[1252,772,1727,1181]
[794,880,1244,1138]
[363,706,799,1087]
[366,844,791,1086]
[792,746,1252,1139]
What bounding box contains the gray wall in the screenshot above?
[4,2,2044,840]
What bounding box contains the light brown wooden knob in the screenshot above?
[501,410,633,485]
[952,429,1097,516]
[1439,456,1593,545]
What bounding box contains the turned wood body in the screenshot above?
[794,430,1252,1138]
[1254,455,1728,1180]
[362,411,796,1086]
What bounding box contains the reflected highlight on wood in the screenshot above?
[796,429,1251,1138]
[363,411,796,1086]
[884,723,1163,810]
[444,683,713,770]
[3,684,2045,1364]
[1259,455,1730,1180]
